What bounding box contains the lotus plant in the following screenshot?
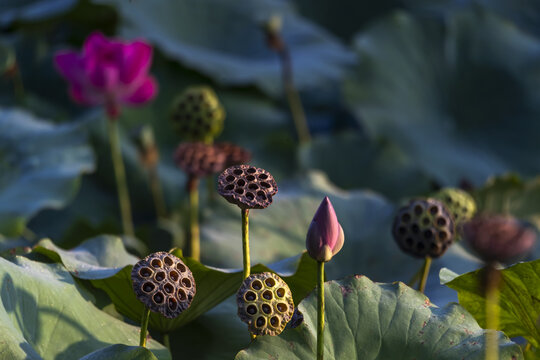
[306,197,344,360]
[55,32,158,237]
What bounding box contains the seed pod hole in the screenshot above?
[142,282,155,293]
[247,168,257,174]
[405,238,413,247]
[402,213,411,222]
[225,184,234,191]
[262,290,273,300]
[164,256,174,266]
[139,267,153,277]
[270,316,280,328]
[422,217,430,226]
[276,303,288,313]
[245,291,257,301]
[264,277,276,287]
[248,183,258,190]
[439,231,448,240]
[414,205,423,215]
[235,188,244,194]
[276,288,285,298]
[226,175,235,182]
[246,192,255,200]
[155,271,166,282]
[424,230,433,239]
[237,179,246,186]
[247,176,256,182]
[153,292,164,304]
[178,288,187,300]
[260,182,271,188]
[437,217,447,226]
[170,270,179,282]
[258,174,268,180]
[262,304,272,314]
[257,191,267,200]
[168,298,178,310]
[177,263,186,272]
[164,283,174,294]
[417,243,425,251]
[181,278,192,288]
[251,280,263,290]
[411,224,420,234]
[398,226,407,235]
[247,305,257,315]
[429,206,438,215]
[256,317,266,328]
[151,259,162,268]
[233,169,243,175]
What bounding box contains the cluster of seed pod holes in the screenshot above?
[175,93,216,134]
[138,255,192,311]
[398,203,451,252]
[224,167,271,201]
[444,195,471,220]
[244,277,288,329]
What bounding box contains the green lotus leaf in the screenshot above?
[0,256,169,359]
[442,259,540,348]
[80,344,159,360]
[237,275,523,359]
[0,108,94,237]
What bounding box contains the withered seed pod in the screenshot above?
[237,272,294,336]
[463,215,536,263]
[214,142,251,168]
[132,252,196,319]
[217,165,278,209]
[170,86,225,142]
[392,198,455,258]
[174,142,226,178]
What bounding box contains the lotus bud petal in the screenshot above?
[306,197,344,262]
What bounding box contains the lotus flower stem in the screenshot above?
[485,264,501,360]
[139,307,151,347]
[187,176,200,261]
[242,208,251,279]
[107,118,135,237]
[162,333,170,351]
[148,166,168,219]
[418,256,432,293]
[317,260,325,360]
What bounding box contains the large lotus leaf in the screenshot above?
[442,259,540,348]
[0,0,77,26]
[0,256,169,359]
[92,0,354,97]
[236,275,523,359]
[345,9,540,186]
[80,344,159,360]
[0,108,94,237]
[32,235,317,333]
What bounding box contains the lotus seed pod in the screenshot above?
[131,252,196,319]
[433,188,476,226]
[237,272,294,336]
[214,142,252,168]
[173,142,226,178]
[170,86,225,142]
[463,215,537,263]
[392,198,455,258]
[217,165,278,209]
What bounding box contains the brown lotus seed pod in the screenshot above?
[131,251,196,319]
[217,165,277,209]
[392,198,455,258]
[170,86,225,142]
[237,272,294,336]
[173,142,226,178]
[463,215,537,263]
[214,142,252,168]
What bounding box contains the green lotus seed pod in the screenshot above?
[237,272,294,336]
[392,198,455,259]
[432,188,476,226]
[170,86,225,142]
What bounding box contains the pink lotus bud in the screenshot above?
[306,197,344,262]
[54,32,158,119]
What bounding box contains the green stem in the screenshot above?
[317,261,325,360]
[149,166,168,219]
[485,264,501,360]
[242,208,250,279]
[279,46,311,144]
[418,256,432,294]
[162,333,170,351]
[188,176,200,261]
[107,118,135,237]
[407,264,423,288]
[139,307,151,347]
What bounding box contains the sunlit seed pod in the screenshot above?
[392,198,455,259]
[432,188,476,228]
[237,272,294,336]
[463,215,537,263]
[173,142,226,178]
[170,86,225,141]
[218,165,278,210]
[131,252,196,319]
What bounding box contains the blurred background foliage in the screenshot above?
[1,1,540,356]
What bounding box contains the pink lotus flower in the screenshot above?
[54,32,158,118]
[306,197,345,262]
